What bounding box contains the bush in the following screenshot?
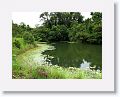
[23,32,35,44]
[12,38,25,49]
[13,39,21,49]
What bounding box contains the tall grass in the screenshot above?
[12,62,102,79]
[12,38,37,55]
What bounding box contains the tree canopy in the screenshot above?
[12,12,102,44]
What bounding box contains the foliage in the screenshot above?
[23,32,35,44]
[12,12,102,44]
[37,12,102,44]
[13,39,21,49]
[12,38,36,56]
[12,22,33,37]
[32,26,50,42]
[12,63,102,79]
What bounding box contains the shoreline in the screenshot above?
[16,43,54,66]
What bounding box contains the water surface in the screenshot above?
[42,42,102,70]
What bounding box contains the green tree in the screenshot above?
[12,12,102,44]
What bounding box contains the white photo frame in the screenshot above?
[0,0,114,91]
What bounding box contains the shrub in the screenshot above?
[13,39,21,49]
[23,32,35,44]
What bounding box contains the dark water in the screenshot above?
[42,42,102,70]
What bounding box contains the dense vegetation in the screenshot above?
[13,12,102,44]
[13,62,102,79]
[12,12,102,79]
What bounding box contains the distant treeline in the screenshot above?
[12,12,102,44]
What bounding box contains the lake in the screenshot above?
[42,42,102,70]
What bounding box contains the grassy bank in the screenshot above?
[12,37,37,78]
[12,41,102,79]
[13,63,102,79]
[12,38,37,55]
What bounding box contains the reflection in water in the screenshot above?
[80,59,91,69]
[42,42,102,70]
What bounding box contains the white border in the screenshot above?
[0,0,114,91]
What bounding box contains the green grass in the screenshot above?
[12,61,102,79]
[12,38,37,55]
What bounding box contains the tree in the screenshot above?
[12,12,102,44]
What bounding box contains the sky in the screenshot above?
[12,12,91,28]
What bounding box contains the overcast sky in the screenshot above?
[12,12,91,28]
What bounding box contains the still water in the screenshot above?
[42,42,102,70]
